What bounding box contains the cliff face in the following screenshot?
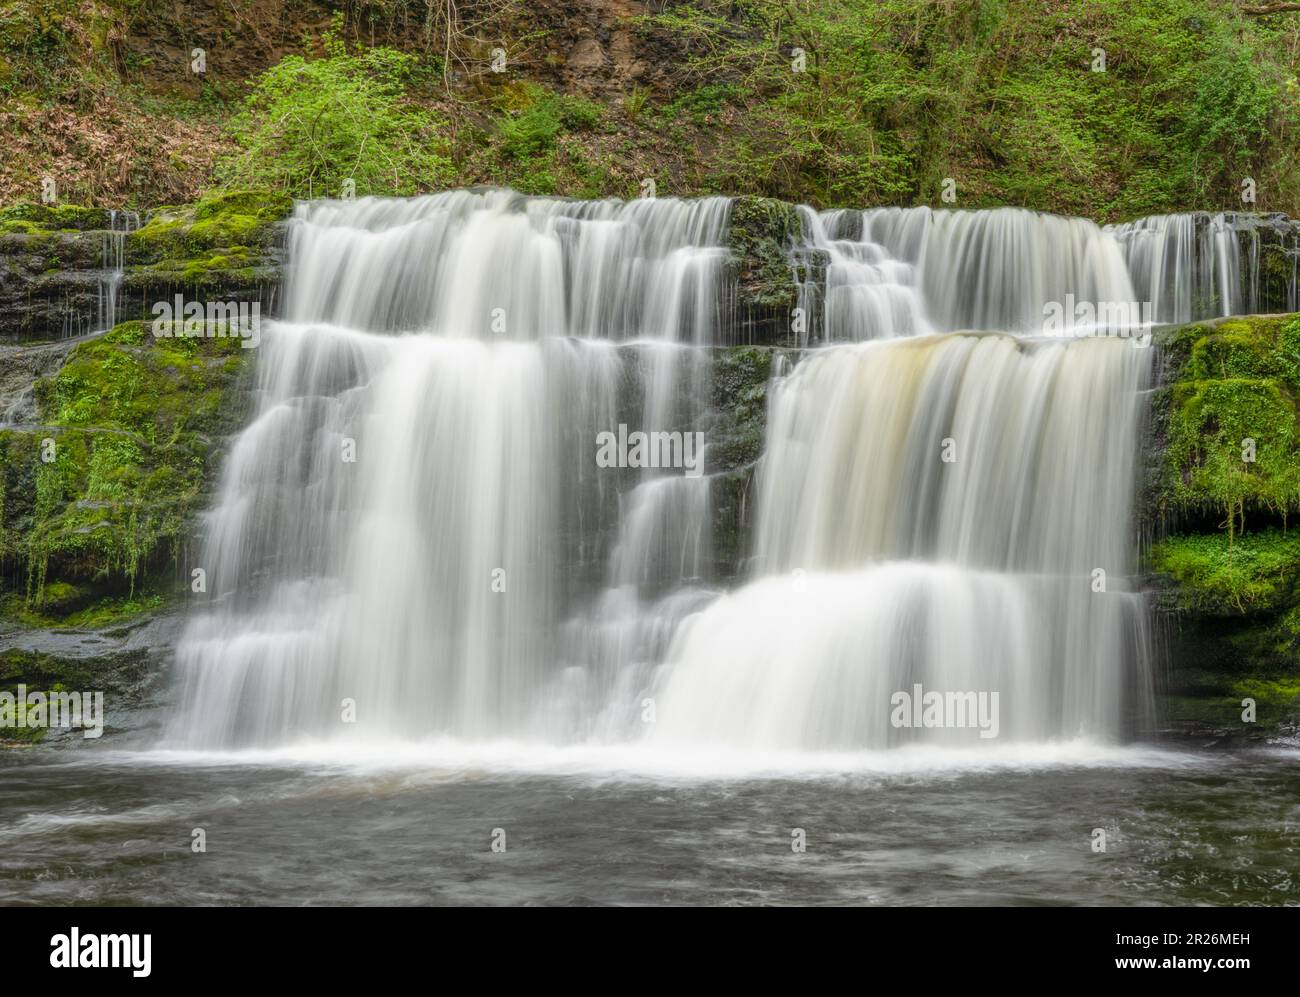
[1145,314,1300,739]
[0,190,287,620]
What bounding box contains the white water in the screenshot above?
[283,189,731,341]
[794,205,1296,343]
[794,205,1137,340]
[170,192,730,747]
[652,335,1151,749]
[1106,212,1243,323]
[171,191,1162,758]
[97,209,139,334]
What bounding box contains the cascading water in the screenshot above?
[794,205,1300,344]
[97,209,139,334]
[792,206,932,343]
[650,335,1152,749]
[1105,212,1243,323]
[170,190,1162,755]
[169,191,730,747]
[794,206,1137,341]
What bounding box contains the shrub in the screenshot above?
[216,18,452,198]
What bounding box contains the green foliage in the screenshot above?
[623,86,651,123]
[497,84,603,160]
[1150,529,1300,615]
[480,83,606,195]
[644,0,1300,217]
[6,0,1300,214]
[216,18,452,198]
[1155,317,1300,535]
[2,321,250,605]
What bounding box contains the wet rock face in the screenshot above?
[726,196,803,345]
[0,611,185,743]
[0,338,79,426]
[1143,314,1300,737]
[0,191,290,343]
[1234,213,1300,314]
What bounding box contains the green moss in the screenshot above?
[128,189,291,264]
[1154,316,1300,534]
[0,202,110,232]
[0,647,104,701]
[1160,667,1300,737]
[1236,675,1300,709]
[0,218,48,235]
[130,246,262,289]
[0,588,164,630]
[1149,529,1300,616]
[1151,526,1300,702]
[3,319,250,605]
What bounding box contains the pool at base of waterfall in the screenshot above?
[1,743,1294,905]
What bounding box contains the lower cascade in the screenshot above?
[171,192,1162,752]
[652,337,1152,749]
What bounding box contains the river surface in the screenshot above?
[2,739,1295,906]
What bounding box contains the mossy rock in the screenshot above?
[703,345,791,575]
[1151,315,1300,531]
[1149,527,1300,714]
[707,345,776,471]
[0,203,111,233]
[728,196,801,342]
[128,189,292,264]
[3,319,252,604]
[1149,529,1300,617]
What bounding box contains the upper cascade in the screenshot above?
[282,190,1298,346]
[283,189,732,340]
[794,205,1136,341]
[794,204,1300,342]
[1105,211,1299,324]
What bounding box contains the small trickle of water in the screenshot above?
[96,208,139,333]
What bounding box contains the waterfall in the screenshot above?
[794,206,1138,340]
[170,327,626,744]
[282,189,731,341]
[170,190,1159,755]
[650,335,1153,748]
[795,205,1300,343]
[97,209,139,334]
[1105,212,1243,323]
[792,206,932,343]
[169,192,730,747]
